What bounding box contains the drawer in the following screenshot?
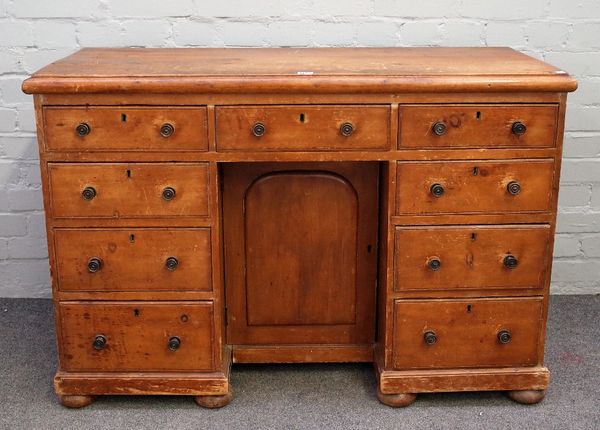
[59,301,214,372]
[394,225,550,291]
[54,228,212,292]
[393,298,543,369]
[215,105,390,151]
[399,104,558,148]
[44,106,208,151]
[48,163,210,218]
[396,159,554,215]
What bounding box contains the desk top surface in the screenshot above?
[22,47,577,94]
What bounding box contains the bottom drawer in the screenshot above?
[59,301,214,372]
[393,298,543,370]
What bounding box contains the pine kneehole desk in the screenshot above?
[22,48,577,408]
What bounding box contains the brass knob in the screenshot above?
[92,334,107,350]
[76,122,91,136]
[168,336,181,351]
[432,122,447,136]
[87,257,102,273]
[81,186,96,201]
[427,257,441,271]
[430,183,445,197]
[160,123,175,137]
[507,181,521,196]
[512,121,527,135]
[162,187,176,201]
[165,256,179,271]
[497,329,512,344]
[503,254,518,269]
[252,122,266,137]
[424,331,437,345]
[340,122,354,137]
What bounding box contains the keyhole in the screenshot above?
[367,244,372,253]
[472,166,479,176]
[126,169,131,178]
[476,111,481,120]
[134,308,140,317]
[467,305,472,313]
[299,113,305,123]
[129,233,135,243]
[121,113,127,122]
[471,232,477,241]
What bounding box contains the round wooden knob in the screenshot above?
[162,187,176,201]
[507,181,521,196]
[432,122,447,136]
[168,336,181,351]
[427,257,441,271]
[165,256,179,271]
[87,257,102,273]
[340,122,354,137]
[160,123,175,137]
[76,122,91,136]
[81,186,96,201]
[512,121,527,135]
[423,330,437,345]
[503,254,519,269]
[252,122,266,137]
[497,329,512,344]
[92,335,107,350]
[430,183,445,197]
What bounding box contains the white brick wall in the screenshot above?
[0,0,599,297]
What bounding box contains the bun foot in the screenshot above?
[376,389,417,407]
[507,389,546,405]
[194,391,232,409]
[59,395,95,408]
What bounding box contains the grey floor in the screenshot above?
[1,296,598,430]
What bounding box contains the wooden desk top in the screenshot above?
[22,47,577,94]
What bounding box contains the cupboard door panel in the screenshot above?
[223,162,378,346]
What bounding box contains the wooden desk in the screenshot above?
[22,47,577,408]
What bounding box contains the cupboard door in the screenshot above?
[223,162,378,346]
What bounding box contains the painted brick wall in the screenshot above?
[0,1,599,297]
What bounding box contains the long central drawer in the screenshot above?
[215,105,390,151]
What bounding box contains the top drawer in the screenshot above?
[215,105,390,151]
[399,105,558,148]
[43,106,208,151]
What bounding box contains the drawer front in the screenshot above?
[396,160,554,215]
[393,298,542,369]
[59,301,214,372]
[399,105,558,148]
[54,229,212,292]
[49,163,210,218]
[44,106,208,151]
[394,225,550,291]
[216,105,390,151]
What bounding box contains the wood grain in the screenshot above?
[22,47,577,94]
[223,162,378,347]
[48,162,210,218]
[394,225,551,291]
[396,159,555,214]
[392,298,543,369]
[44,106,208,152]
[216,105,390,151]
[54,228,212,292]
[59,301,215,372]
[399,104,558,148]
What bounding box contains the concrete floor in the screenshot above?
[1,295,598,430]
